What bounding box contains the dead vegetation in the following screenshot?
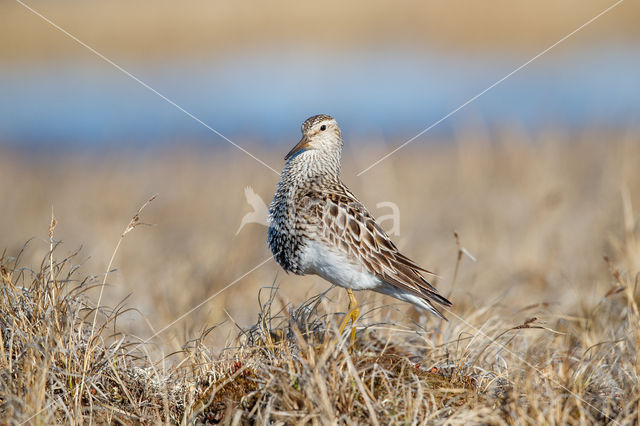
[1,206,638,423]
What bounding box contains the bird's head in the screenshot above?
[284,115,342,162]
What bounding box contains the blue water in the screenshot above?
[0,44,638,149]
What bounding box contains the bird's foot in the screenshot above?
[338,289,360,345]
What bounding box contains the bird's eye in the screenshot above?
[320,125,327,131]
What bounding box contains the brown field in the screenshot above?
[2,0,638,60]
[1,129,639,423]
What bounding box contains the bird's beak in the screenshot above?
[284,135,311,161]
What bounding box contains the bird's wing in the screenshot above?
[298,184,451,315]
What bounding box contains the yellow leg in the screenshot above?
[338,289,360,344]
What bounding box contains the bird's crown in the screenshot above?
[301,114,335,134]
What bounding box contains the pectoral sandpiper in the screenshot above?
[267,115,451,341]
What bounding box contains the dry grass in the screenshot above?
[0,132,639,423]
[1,228,638,423]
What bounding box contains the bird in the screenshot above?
[267,114,451,342]
[236,186,269,235]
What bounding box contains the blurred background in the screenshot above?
[1,0,639,354]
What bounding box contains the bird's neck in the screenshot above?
[282,149,341,186]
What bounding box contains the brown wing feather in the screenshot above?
[298,184,451,313]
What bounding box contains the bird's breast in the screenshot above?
[267,189,304,274]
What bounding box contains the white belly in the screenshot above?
[299,241,383,290]
[297,241,443,316]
